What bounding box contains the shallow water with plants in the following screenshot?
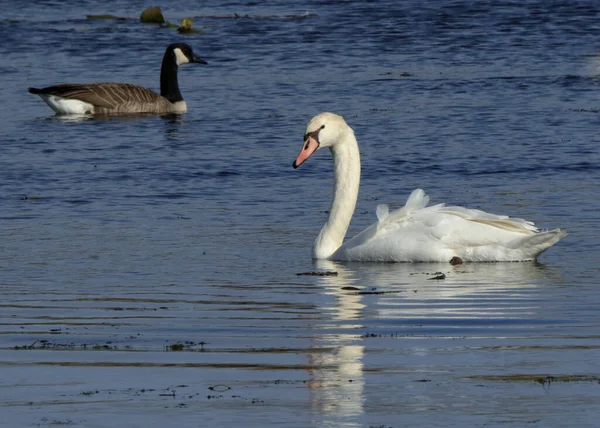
[1,0,599,427]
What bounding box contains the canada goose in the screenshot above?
[28,43,206,115]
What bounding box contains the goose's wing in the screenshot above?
[29,83,162,109]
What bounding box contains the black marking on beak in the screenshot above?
[293,125,325,169]
[303,128,322,146]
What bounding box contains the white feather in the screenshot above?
[40,94,94,115]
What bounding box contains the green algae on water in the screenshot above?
[140,6,165,24]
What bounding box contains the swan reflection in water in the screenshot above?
[306,260,366,426]
[303,260,559,425]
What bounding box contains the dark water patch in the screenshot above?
[0,361,336,371]
[364,316,573,330]
[351,288,406,296]
[195,12,317,20]
[86,14,132,21]
[156,215,192,221]
[479,344,600,351]
[18,195,55,201]
[571,108,600,113]
[383,161,600,177]
[0,215,40,220]
[467,374,600,384]
[215,170,240,177]
[64,199,93,205]
[123,193,191,200]
[462,162,600,175]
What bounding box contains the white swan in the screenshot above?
[292,112,566,262]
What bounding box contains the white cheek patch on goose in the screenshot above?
[173,48,190,66]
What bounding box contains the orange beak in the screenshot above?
[293,135,319,169]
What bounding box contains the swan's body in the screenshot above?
[293,112,566,262]
[28,43,206,115]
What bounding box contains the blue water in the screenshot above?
[1,1,599,427]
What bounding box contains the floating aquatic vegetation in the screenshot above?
[140,6,165,24]
[296,271,338,276]
[467,374,600,389]
[13,339,121,351]
[87,8,206,34]
[170,343,185,351]
[177,17,202,34]
[166,341,206,352]
[428,272,446,280]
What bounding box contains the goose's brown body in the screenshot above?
[28,83,186,114]
[28,43,205,115]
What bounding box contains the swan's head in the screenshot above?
[293,112,349,169]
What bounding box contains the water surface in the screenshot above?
[1,1,599,427]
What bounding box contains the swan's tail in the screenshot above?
[515,228,567,260]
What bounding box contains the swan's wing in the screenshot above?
[438,205,538,234]
[337,188,438,251]
[334,189,546,261]
[376,189,539,238]
[371,188,440,234]
[376,188,430,226]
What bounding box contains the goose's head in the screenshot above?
[293,112,349,169]
[167,43,207,66]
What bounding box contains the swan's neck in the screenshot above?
[313,129,360,259]
[160,53,183,103]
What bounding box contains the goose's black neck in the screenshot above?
[160,50,183,103]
